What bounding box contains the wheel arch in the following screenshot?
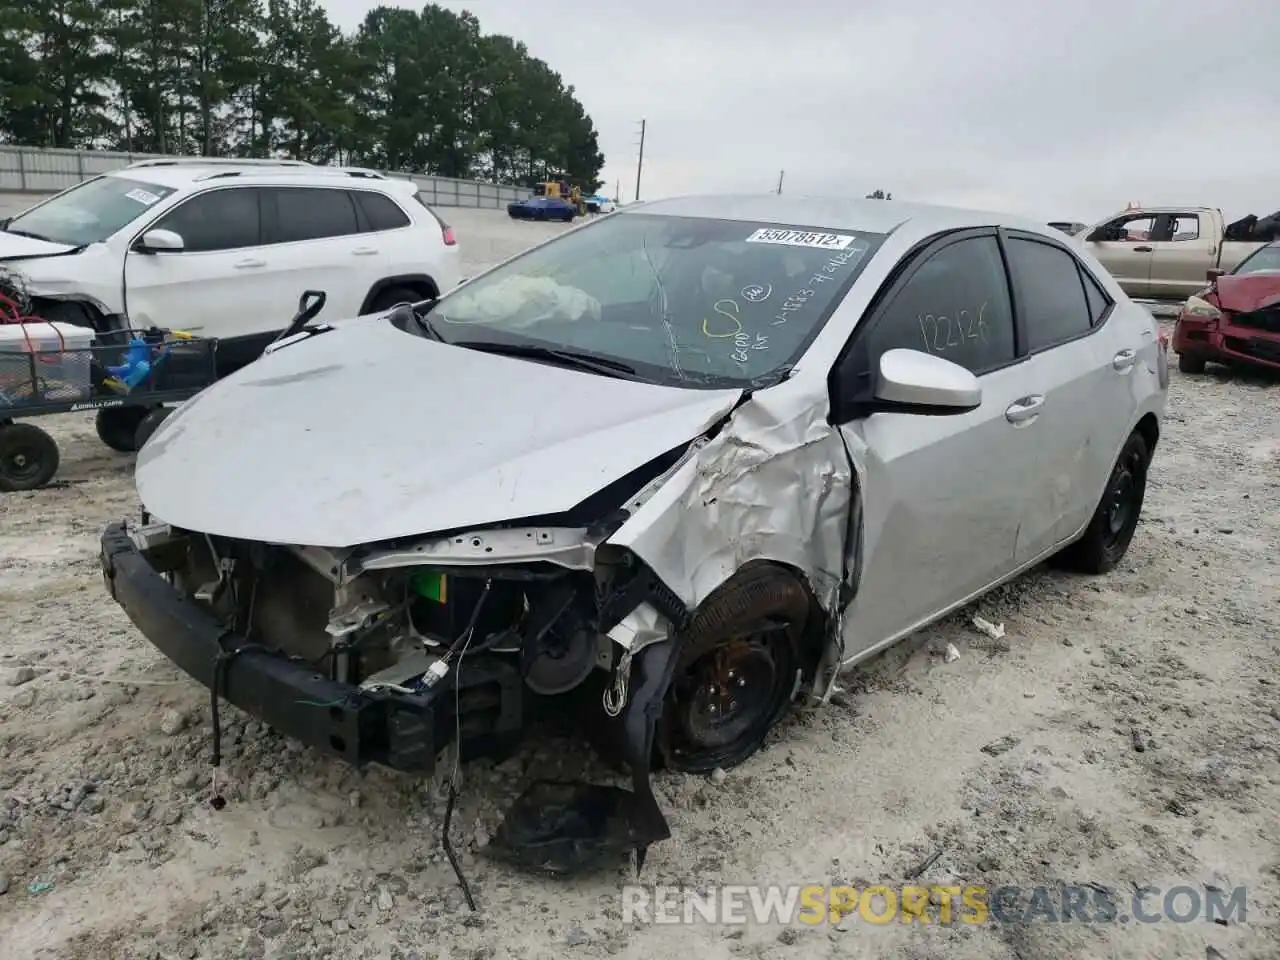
[29,296,113,333]
[358,274,440,314]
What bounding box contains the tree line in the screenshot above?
[0,1,605,190]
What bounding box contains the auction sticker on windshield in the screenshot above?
[745,228,855,250]
[125,188,162,205]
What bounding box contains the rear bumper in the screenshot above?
[99,521,520,774]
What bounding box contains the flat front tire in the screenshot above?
[657,565,809,773]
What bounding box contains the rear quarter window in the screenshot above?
[353,191,411,232]
[1080,265,1113,325]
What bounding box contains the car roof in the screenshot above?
[621,194,1061,242]
[106,163,415,194]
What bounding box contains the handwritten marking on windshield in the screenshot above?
[702,298,744,338]
[771,288,816,325]
[741,283,772,303]
[809,246,865,284]
[730,332,770,364]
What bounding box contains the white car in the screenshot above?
[0,158,461,444]
[102,195,1167,874]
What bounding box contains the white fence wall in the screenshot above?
[0,144,533,209]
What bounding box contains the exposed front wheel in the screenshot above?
[1053,431,1151,574]
[0,421,60,491]
[96,406,152,453]
[657,565,809,773]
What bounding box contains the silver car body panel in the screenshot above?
[135,194,1166,697]
[135,313,742,546]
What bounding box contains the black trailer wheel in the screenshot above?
[134,406,174,450]
[96,406,152,453]
[0,422,60,492]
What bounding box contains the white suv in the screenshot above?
[0,158,462,376]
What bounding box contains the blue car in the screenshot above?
[507,197,577,222]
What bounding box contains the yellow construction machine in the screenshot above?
[535,180,584,216]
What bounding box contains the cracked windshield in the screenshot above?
[429,214,884,387]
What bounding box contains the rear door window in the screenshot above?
[265,188,360,244]
[1004,237,1093,351]
[152,187,262,253]
[865,235,1016,374]
[352,191,411,232]
[1168,214,1200,241]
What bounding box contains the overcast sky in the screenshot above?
[322,0,1279,224]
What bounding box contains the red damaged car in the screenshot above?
[1172,241,1280,374]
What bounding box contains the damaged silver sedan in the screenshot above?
[100,195,1168,875]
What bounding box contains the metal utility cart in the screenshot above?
[0,327,218,491]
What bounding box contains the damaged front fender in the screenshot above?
[606,378,863,697]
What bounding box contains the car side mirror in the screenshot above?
[135,228,185,254]
[872,349,982,414]
[1205,267,1225,283]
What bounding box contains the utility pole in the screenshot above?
[615,178,620,203]
[634,119,646,203]
[776,170,784,195]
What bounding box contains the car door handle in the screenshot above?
[352,247,379,256]
[233,258,266,269]
[1133,246,1153,253]
[1005,395,1045,424]
[1113,348,1137,372]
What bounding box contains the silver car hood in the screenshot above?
[136,316,742,547]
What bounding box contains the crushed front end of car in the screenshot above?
[100,511,704,875]
[1173,274,1280,373]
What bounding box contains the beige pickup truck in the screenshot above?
[1079,206,1277,301]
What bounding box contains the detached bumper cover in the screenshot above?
[99,521,440,773]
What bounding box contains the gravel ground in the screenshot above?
[2,202,1279,960]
